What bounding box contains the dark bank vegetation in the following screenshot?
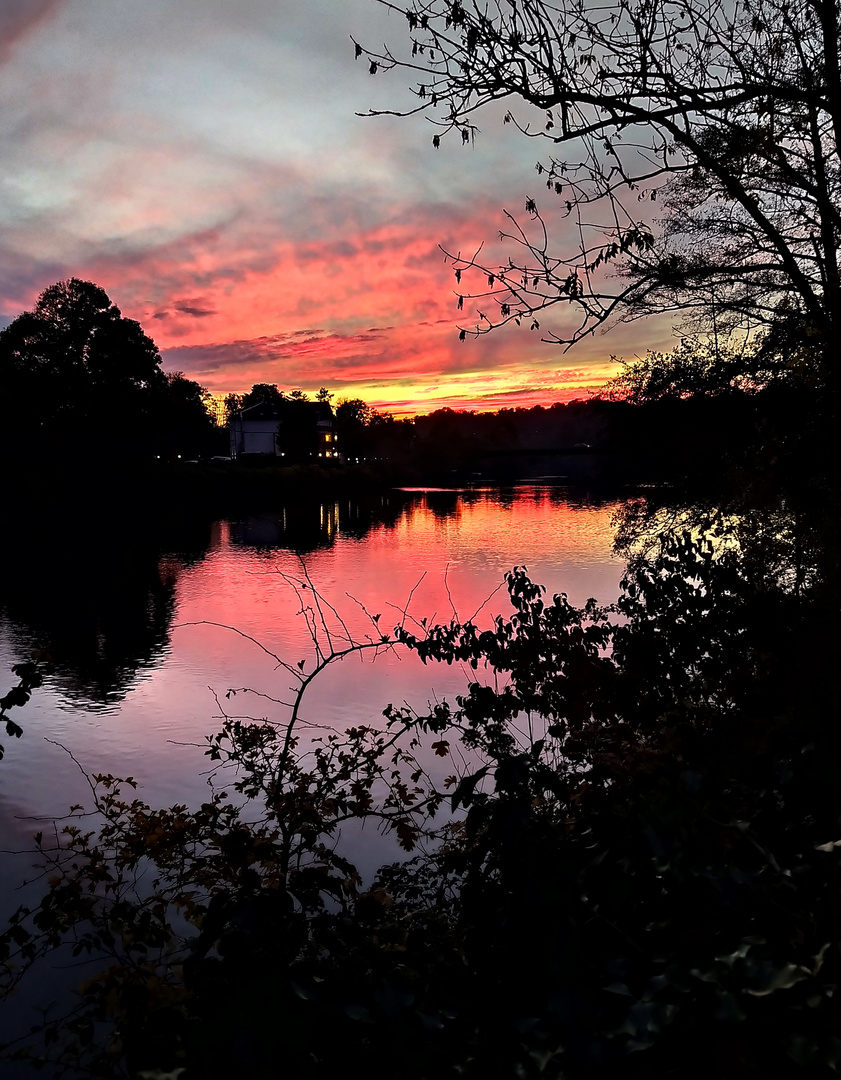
[0,276,782,497]
[0,279,795,500]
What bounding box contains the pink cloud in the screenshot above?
[0,181,662,411]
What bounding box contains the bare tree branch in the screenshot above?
[355,0,841,374]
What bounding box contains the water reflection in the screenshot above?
[228,493,409,552]
[0,486,620,714]
[225,487,614,557]
[228,501,345,551]
[0,515,211,711]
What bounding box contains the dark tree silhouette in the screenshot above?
[357,0,841,383]
[222,386,284,430]
[1,279,162,392]
[154,371,226,460]
[334,397,377,460]
[335,398,415,467]
[0,280,225,464]
[0,279,165,461]
[242,383,288,410]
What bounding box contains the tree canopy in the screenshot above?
[223,385,318,426]
[0,279,163,399]
[359,0,841,380]
[0,280,220,462]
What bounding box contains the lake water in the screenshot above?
[0,485,623,886]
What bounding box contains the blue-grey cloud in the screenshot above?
[154,297,217,319]
[0,0,64,65]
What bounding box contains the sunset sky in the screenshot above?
[0,0,675,414]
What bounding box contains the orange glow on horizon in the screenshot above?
[204,366,617,417]
[0,2,681,428]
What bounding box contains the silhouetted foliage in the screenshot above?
[597,333,834,498]
[222,391,245,426]
[0,660,45,762]
[153,371,226,460]
[241,383,288,410]
[0,279,165,460]
[336,397,374,422]
[605,337,786,404]
[0,280,221,466]
[334,398,414,467]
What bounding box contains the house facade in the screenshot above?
[229,400,338,462]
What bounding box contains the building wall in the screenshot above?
[229,418,279,457]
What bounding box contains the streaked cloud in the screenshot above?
[0,0,672,412]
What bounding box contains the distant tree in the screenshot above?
[334,398,373,461]
[335,398,413,464]
[0,279,165,461]
[240,383,286,411]
[316,386,333,403]
[222,393,245,426]
[336,397,376,425]
[358,0,841,386]
[153,372,225,459]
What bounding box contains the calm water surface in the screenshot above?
[0,486,622,875]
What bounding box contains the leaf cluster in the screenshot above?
[0,658,46,761]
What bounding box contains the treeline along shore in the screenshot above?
[4,383,810,517]
[2,279,810,515]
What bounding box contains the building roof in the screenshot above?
[233,400,334,424]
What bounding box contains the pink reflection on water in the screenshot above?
[0,488,621,841]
